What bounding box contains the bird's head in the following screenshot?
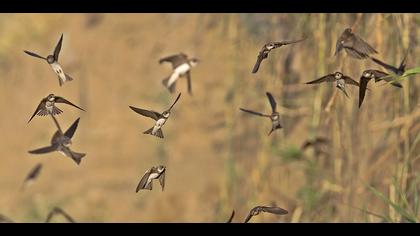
[334,72,343,80]
[335,28,352,56]
[47,94,55,102]
[189,58,199,67]
[162,111,170,118]
[265,42,277,50]
[157,165,166,173]
[46,55,55,64]
[362,70,373,79]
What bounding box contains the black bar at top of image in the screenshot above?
[1,0,419,13]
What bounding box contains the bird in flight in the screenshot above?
[244,206,288,223]
[28,118,86,165]
[305,72,360,98]
[28,94,85,123]
[358,69,402,108]
[252,38,306,73]
[335,28,378,59]
[160,53,199,95]
[45,207,76,223]
[136,165,166,192]
[21,163,43,190]
[129,93,181,139]
[24,34,74,86]
[240,92,282,136]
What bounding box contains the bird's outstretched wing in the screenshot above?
[53,34,64,61]
[64,117,80,139]
[358,76,370,108]
[240,108,270,117]
[343,76,360,87]
[266,92,277,113]
[45,207,76,223]
[129,106,162,121]
[252,51,266,73]
[24,50,47,60]
[168,93,182,111]
[158,172,165,191]
[261,206,288,215]
[55,96,85,111]
[159,53,188,68]
[28,99,46,123]
[273,38,306,48]
[186,71,193,95]
[136,170,151,192]
[28,145,57,154]
[305,74,336,84]
[370,57,399,74]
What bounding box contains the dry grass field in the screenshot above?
[0,13,419,222]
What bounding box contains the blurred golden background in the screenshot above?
[0,13,419,222]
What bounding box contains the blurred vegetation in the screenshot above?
[0,13,419,222]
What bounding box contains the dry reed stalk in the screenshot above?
[220,14,240,216]
[310,13,326,134]
[291,206,303,223]
[369,107,420,131]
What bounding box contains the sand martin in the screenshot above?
[335,28,378,59]
[21,163,43,190]
[136,165,166,192]
[244,206,288,223]
[24,34,74,86]
[45,207,76,223]
[252,38,306,73]
[240,92,282,136]
[160,53,199,95]
[305,72,360,98]
[129,93,181,139]
[28,118,86,165]
[28,94,85,123]
[358,69,402,108]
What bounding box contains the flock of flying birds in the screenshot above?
[1,26,414,223]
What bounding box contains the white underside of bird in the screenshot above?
[166,63,190,88]
[51,62,67,83]
[46,102,54,113]
[152,118,166,135]
[146,172,160,186]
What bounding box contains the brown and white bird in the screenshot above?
[21,163,43,190]
[358,69,403,108]
[27,94,85,123]
[335,28,378,59]
[45,207,76,223]
[129,93,181,139]
[305,72,360,98]
[240,92,282,136]
[160,53,199,95]
[244,206,288,223]
[252,38,306,73]
[24,34,74,86]
[136,165,166,192]
[28,118,86,165]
